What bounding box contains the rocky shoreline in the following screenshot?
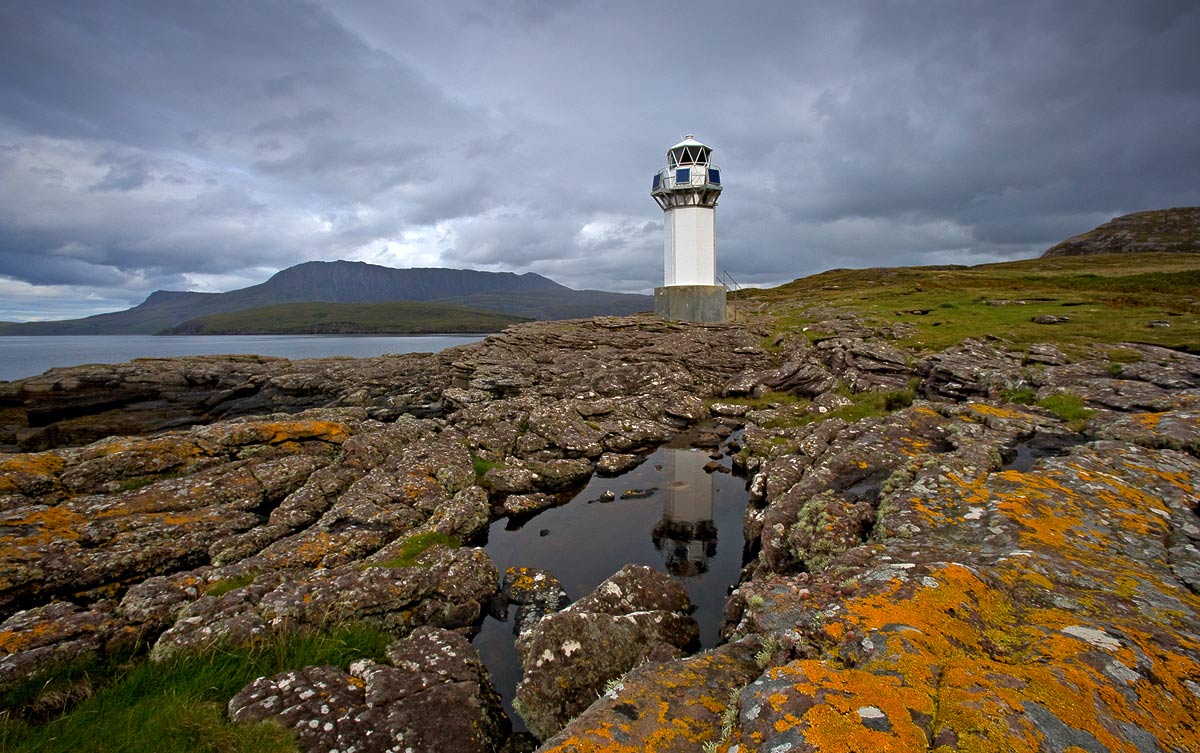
[2,310,1198,751]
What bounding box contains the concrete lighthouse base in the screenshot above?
[654,285,727,324]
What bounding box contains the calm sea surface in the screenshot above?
[0,335,485,382]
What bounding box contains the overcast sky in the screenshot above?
[1,1,1198,321]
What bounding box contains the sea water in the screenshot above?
[0,334,485,382]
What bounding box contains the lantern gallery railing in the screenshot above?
[651,164,722,194]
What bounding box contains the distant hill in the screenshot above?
[1,261,652,335]
[1043,207,1200,257]
[163,300,531,335]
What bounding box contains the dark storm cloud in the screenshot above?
[0,0,1198,318]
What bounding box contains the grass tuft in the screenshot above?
[368,531,461,569]
[206,573,258,598]
[999,387,1037,405]
[1037,392,1096,431]
[1,622,391,753]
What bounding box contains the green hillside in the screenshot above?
[737,251,1200,354]
[162,300,531,335]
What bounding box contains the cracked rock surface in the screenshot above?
[2,309,1199,753]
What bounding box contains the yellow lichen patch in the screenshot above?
[539,646,758,752]
[804,554,1200,753]
[1130,412,1165,429]
[966,402,1040,422]
[227,420,352,446]
[0,614,81,653]
[0,452,66,494]
[0,504,85,553]
[0,453,65,480]
[81,436,205,463]
[897,435,932,456]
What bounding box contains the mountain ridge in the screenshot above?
[0,261,649,335]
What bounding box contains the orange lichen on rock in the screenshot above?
[221,420,352,446]
[0,452,66,493]
[735,440,1200,752]
[538,643,761,753]
[965,402,1041,422]
[0,504,85,552]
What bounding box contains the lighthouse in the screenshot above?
[650,134,726,323]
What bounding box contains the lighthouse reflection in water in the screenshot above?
[476,425,750,727]
[653,447,719,577]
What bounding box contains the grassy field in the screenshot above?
[1,623,391,753]
[737,252,1200,354]
[163,300,532,335]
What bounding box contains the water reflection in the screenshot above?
[652,448,718,577]
[475,426,749,731]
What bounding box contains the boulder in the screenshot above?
[228,627,508,753]
[501,567,570,636]
[537,641,762,753]
[513,565,698,741]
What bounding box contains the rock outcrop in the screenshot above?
[2,306,1199,753]
[227,626,509,753]
[1042,207,1200,256]
[513,564,699,741]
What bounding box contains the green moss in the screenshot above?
[368,531,461,569]
[471,455,501,484]
[117,472,184,492]
[0,623,391,753]
[1106,347,1143,364]
[205,573,257,598]
[711,391,807,411]
[999,387,1038,405]
[1037,392,1094,421]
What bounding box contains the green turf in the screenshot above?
[162,300,531,335]
[737,253,1200,354]
[1,623,392,753]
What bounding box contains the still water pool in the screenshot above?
[474,425,750,730]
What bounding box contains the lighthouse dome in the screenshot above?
[667,134,712,168]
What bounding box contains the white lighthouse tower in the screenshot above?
[650,134,726,323]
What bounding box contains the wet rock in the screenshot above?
[514,565,698,741]
[502,492,558,517]
[502,567,569,636]
[595,452,642,476]
[228,627,508,753]
[619,488,655,500]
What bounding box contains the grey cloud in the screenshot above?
[0,0,1198,318]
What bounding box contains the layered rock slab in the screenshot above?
[228,626,508,753]
[724,400,1200,752]
[513,564,699,741]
